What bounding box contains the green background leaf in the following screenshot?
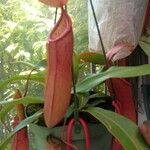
[0,96,43,122]
[0,72,45,90]
[79,52,105,65]
[0,111,43,150]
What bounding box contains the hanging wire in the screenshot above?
[24,68,36,97]
[72,66,79,122]
[54,5,67,25]
[89,0,117,97]
[89,3,121,149]
[54,7,58,24]
[89,0,108,94]
[89,0,108,66]
[65,5,67,11]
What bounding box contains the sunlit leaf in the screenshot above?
[88,94,112,107]
[85,107,149,150]
[12,61,37,69]
[139,41,150,56]
[76,64,150,92]
[79,52,105,65]
[0,96,43,122]
[12,59,47,69]
[0,72,45,90]
[77,93,89,109]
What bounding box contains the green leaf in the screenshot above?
[29,124,48,150]
[12,61,37,69]
[77,93,89,109]
[89,94,111,100]
[73,52,80,83]
[139,41,150,56]
[0,96,44,122]
[12,59,47,69]
[36,59,47,68]
[85,107,149,150]
[88,94,112,107]
[0,110,43,150]
[0,72,45,90]
[76,64,150,92]
[79,52,105,65]
[65,103,75,118]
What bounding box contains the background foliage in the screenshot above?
[0,0,88,148]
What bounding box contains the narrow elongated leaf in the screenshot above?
[0,96,43,122]
[0,110,43,150]
[36,59,47,68]
[76,64,150,92]
[79,52,105,65]
[85,107,149,150]
[139,41,150,56]
[12,61,37,69]
[0,96,43,106]
[65,103,75,118]
[0,72,45,90]
[12,59,47,69]
[89,94,112,100]
[88,94,112,107]
[77,93,89,109]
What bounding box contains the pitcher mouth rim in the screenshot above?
[48,7,72,43]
